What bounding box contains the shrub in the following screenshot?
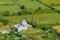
[0,18,9,25]
[35,7,42,11]
[57,11,60,13]
[20,5,25,9]
[3,11,11,16]
[17,12,22,15]
[0,22,3,27]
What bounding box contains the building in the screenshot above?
[14,20,32,32]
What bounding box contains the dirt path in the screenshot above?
[52,25,60,33]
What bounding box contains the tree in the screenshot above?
[20,5,25,10]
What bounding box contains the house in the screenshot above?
[14,20,32,32]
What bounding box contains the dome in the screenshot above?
[22,20,26,22]
[21,20,27,26]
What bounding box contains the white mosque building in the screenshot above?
[14,20,32,32]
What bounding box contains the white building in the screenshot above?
[14,20,32,32]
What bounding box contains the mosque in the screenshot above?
[14,20,32,32]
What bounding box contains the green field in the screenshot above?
[3,13,60,26]
[0,0,60,12]
[0,0,60,40]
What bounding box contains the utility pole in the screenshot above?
[32,12,34,25]
[29,9,34,25]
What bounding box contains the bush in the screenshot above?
[20,5,25,9]
[35,7,42,11]
[0,22,3,27]
[2,11,11,16]
[0,18,9,25]
[17,12,22,15]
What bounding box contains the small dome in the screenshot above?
[21,20,27,26]
[22,20,26,22]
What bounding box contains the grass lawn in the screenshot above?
[40,0,60,5]
[0,0,60,12]
[0,0,60,40]
[20,28,44,40]
[2,13,60,26]
[0,5,20,12]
